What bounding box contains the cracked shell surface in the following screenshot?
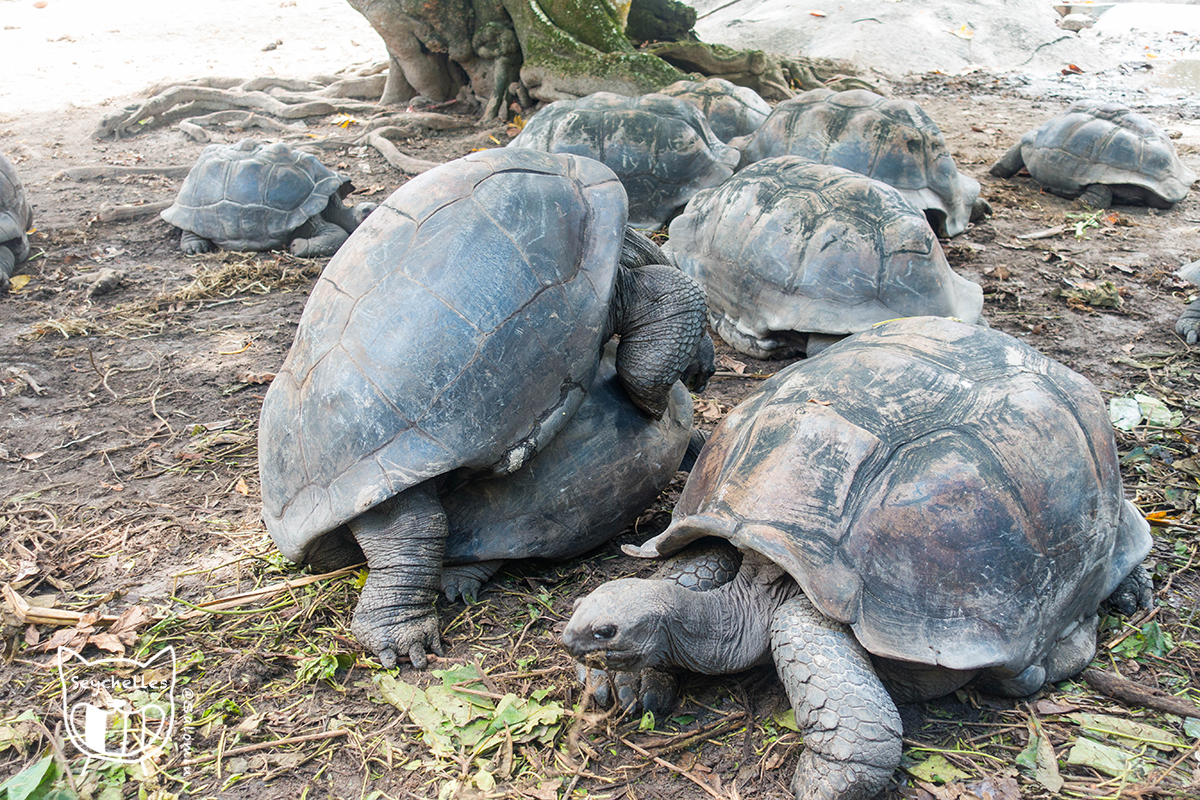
[634,317,1151,675]
[667,158,983,355]
[160,138,349,251]
[259,148,628,563]
[733,88,980,237]
[0,152,33,263]
[1014,100,1195,205]
[658,78,772,143]
[508,91,739,228]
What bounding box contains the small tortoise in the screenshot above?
[731,88,988,237]
[259,147,708,669]
[990,100,1196,209]
[508,91,739,228]
[658,78,772,144]
[161,139,376,257]
[0,152,33,293]
[565,316,1152,800]
[667,157,984,359]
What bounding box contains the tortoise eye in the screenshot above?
[593,624,617,640]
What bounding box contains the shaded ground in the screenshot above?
[2,49,1200,800]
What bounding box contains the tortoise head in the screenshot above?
[562,579,675,673]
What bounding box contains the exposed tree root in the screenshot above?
[177,111,309,142]
[363,128,443,175]
[645,41,876,101]
[98,200,175,223]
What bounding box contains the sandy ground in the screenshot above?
[0,0,386,114]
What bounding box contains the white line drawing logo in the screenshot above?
[58,647,177,766]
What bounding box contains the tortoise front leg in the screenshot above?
[1178,298,1200,345]
[180,230,216,255]
[770,594,902,800]
[349,481,447,669]
[0,246,14,292]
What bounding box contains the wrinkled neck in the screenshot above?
[662,567,799,675]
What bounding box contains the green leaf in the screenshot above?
[905,753,971,784]
[1066,737,1144,778]
[1068,713,1186,751]
[771,708,800,732]
[0,753,57,800]
[1109,397,1142,431]
[638,711,656,731]
[1016,721,1063,792]
[1184,717,1200,739]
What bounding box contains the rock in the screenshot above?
[1059,13,1096,31]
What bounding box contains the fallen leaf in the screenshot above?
[235,476,250,495]
[1068,712,1186,751]
[1017,718,1063,792]
[906,753,972,784]
[809,10,826,16]
[236,371,275,384]
[950,24,974,39]
[9,274,31,291]
[1066,736,1144,778]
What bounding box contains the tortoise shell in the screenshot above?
[631,316,1151,675]
[161,139,349,251]
[732,89,981,237]
[667,157,983,358]
[508,91,739,228]
[442,344,693,564]
[992,101,1195,207]
[0,152,33,266]
[259,148,627,564]
[658,78,772,143]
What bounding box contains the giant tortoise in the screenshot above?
[565,315,1152,800]
[508,91,739,228]
[990,100,1196,209]
[259,147,708,668]
[667,157,984,359]
[731,88,988,237]
[162,139,375,257]
[0,152,33,293]
[657,78,772,144]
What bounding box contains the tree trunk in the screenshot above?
[344,0,873,119]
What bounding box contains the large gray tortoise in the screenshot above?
[259,147,709,669]
[731,89,988,238]
[302,342,701,604]
[508,91,739,228]
[161,139,376,257]
[990,100,1195,209]
[564,316,1152,800]
[658,78,772,144]
[0,152,33,293]
[668,157,984,359]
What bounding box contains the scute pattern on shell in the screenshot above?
[667,157,983,357]
[1009,101,1195,205]
[732,89,981,237]
[259,148,628,563]
[635,317,1151,675]
[161,139,347,251]
[658,78,772,143]
[0,153,33,264]
[508,91,739,228]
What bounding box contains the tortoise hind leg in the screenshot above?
[770,594,902,800]
[349,481,448,669]
[1077,184,1113,209]
[608,230,708,418]
[290,215,350,258]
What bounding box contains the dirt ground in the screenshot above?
[3,28,1200,800]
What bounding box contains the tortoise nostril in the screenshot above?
[593,624,617,640]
